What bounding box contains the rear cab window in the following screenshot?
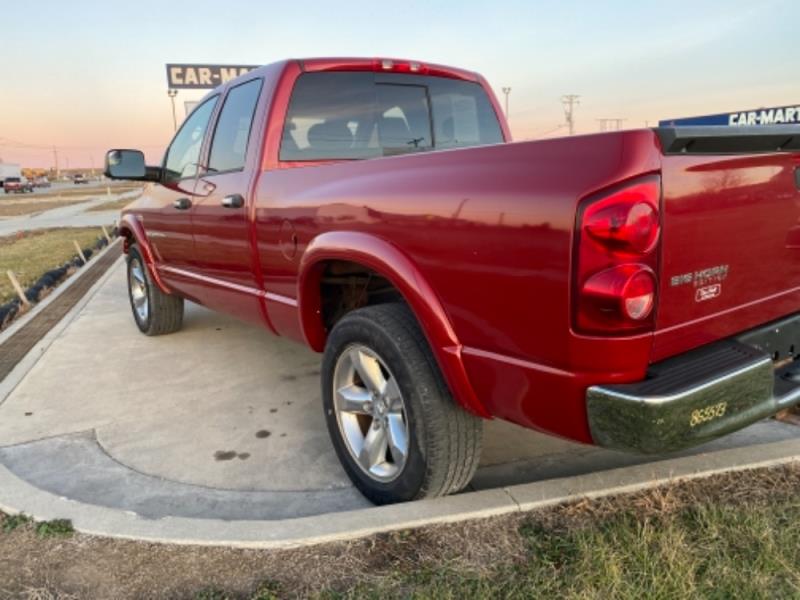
[280,72,503,162]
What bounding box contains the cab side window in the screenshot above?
[163,96,218,183]
[208,79,263,173]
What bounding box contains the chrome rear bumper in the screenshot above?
[587,315,800,454]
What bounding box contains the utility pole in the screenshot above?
[52,146,60,179]
[561,94,580,135]
[501,87,511,118]
[167,89,179,132]
[597,118,626,132]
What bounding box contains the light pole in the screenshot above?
[501,87,511,118]
[167,89,179,132]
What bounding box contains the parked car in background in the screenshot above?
[106,57,800,505]
[73,173,88,184]
[3,177,34,193]
[33,176,51,188]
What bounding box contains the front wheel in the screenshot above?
[322,304,483,505]
[126,244,184,335]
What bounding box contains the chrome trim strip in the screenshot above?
[159,266,264,298]
[155,267,300,309]
[265,292,298,308]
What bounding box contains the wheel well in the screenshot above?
[119,226,133,253]
[320,260,405,332]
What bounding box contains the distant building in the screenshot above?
[659,104,800,127]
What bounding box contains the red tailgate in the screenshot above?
[653,150,800,361]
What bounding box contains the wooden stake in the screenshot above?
[73,240,87,264]
[101,225,112,243]
[6,270,31,306]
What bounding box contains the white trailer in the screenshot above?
[0,163,22,186]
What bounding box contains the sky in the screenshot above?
[0,0,797,169]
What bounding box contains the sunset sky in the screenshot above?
[1,0,796,169]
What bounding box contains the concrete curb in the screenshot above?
[0,243,124,406]
[0,437,797,549]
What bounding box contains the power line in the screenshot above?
[529,124,567,138]
[561,94,581,135]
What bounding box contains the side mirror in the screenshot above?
[105,149,149,180]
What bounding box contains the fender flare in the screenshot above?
[297,231,490,418]
[117,213,171,294]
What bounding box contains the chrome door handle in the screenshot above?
[173,197,191,210]
[221,194,244,209]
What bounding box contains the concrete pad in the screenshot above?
[0,260,798,545]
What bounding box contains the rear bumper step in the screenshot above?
[587,314,800,454]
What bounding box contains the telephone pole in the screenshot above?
[501,87,511,118]
[52,146,60,178]
[561,94,580,135]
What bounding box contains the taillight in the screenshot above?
[574,176,661,334]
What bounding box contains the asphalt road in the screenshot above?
[0,179,131,196]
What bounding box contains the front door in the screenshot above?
[145,95,219,282]
[189,77,265,323]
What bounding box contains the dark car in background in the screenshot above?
[3,177,34,193]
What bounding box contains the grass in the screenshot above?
[0,228,109,304]
[34,519,75,538]
[1,513,31,533]
[86,195,138,212]
[360,501,800,599]
[1,464,799,598]
[0,514,73,538]
[0,197,88,217]
[3,184,142,202]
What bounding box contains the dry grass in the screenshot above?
[5,184,142,202]
[0,464,799,599]
[0,198,89,218]
[0,228,108,303]
[85,195,138,212]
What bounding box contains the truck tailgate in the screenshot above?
[653,127,800,361]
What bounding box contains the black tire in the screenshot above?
[126,244,183,336]
[322,303,483,504]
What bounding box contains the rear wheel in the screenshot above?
[126,244,183,336]
[322,303,483,504]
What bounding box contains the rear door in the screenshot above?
[654,141,800,360]
[188,77,264,320]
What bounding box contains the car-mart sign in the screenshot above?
[659,104,800,127]
[166,64,260,89]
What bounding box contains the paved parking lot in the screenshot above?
[0,258,797,526]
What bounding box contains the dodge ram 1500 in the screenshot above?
[105,57,800,504]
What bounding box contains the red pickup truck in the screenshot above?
[105,57,800,505]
